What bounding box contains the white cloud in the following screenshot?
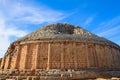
[93,16,120,45]
[83,16,94,26]
[0,0,7,5]
[0,1,66,24]
[0,0,66,57]
[97,25,120,37]
[93,16,120,33]
[94,16,120,37]
[0,14,28,57]
[116,41,120,46]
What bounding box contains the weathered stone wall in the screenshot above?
[76,43,88,68]
[4,56,10,69]
[0,58,2,69]
[0,58,4,69]
[25,43,38,69]
[37,42,48,69]
[50,42,61,69]
[10,55,17,69]
[19,44,28,70]
[1,40,120,70]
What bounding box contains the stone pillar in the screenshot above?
[37,43,41,69]
[87,44,94,68]
[110,47,115,68]
[92,44,98,67]
[81,43,88,68]
[117,49,120,68]
[61,42,64,69]
[85,43,89,68]
[99,45,105,68]
[103,46,109,68]
[73,42,78,69]
[47,42,51,70]
[4,55,10,69]
[24,44,29,69]
[34,44,39,69]
[14,45,21,69]
[0,58,5,69]
[19,44,28,70]
[26,43,39,69]
[26,43,38,69]
[7,55,12,69]
[95,44,101,68]
[113,48,119,68]
[0,58,2,69]
[107,46,113,69]
[108,46,113,68]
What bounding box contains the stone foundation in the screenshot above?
[0,69,120,80]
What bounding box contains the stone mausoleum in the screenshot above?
[0,23,120,80]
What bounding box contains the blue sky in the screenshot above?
[0,0,120,57]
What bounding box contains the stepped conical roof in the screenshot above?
[17,23,119,48]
